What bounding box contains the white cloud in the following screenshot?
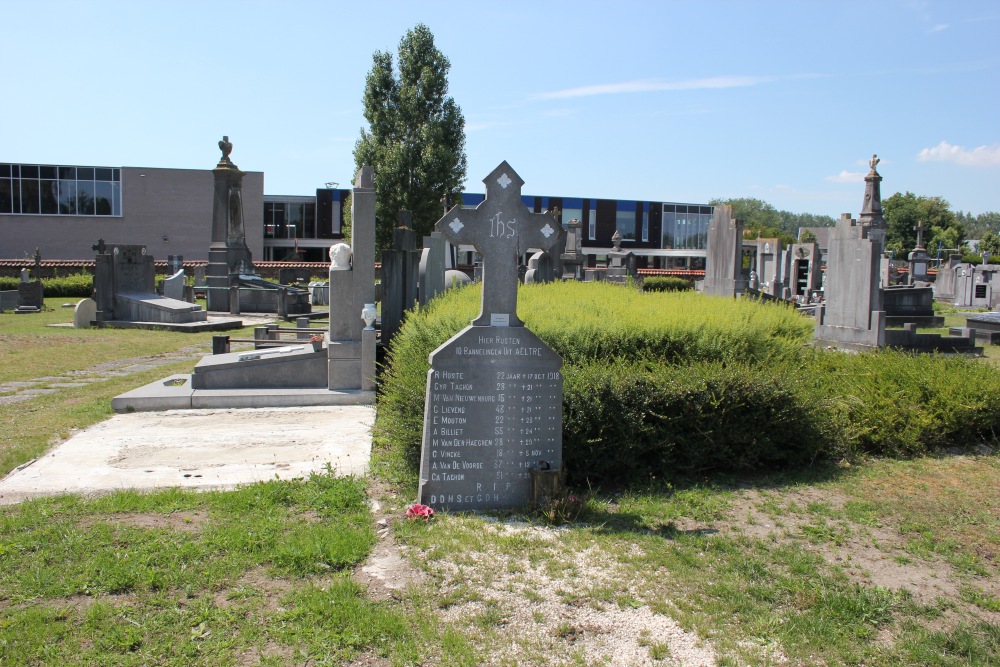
[929,23,949,32]
[917,140,1000,166]
[465,120,512,132]
[533,75,772,100]
[825,170,865,183]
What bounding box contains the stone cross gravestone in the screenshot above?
[436,162,561,327]
[418,162,563,512]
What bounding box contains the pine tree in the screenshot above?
[353,24,467,252]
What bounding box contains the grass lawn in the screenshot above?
[0,297,997,665]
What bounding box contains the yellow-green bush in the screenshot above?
[374,281,1000,487]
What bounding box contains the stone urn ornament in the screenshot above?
[362,303,377,330]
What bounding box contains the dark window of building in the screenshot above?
[20,179,40,214]
[59,180,77,214]
[95,181,113,215]
[40,180,58,214]
[0,178,11,213]
[0,163,121,217]
[615,201,637,240]
[77,181,95,215]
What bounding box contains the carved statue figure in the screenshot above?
[869,154,880,172]
[219,135,233,162]
[329,243,352,270]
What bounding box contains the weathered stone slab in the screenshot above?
[417,326,562,511]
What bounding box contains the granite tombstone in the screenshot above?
[418,162,563,512]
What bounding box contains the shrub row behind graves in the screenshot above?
[0,273,94,298]
[374,280,1000,489]
[641,276,694,292]
[374,281,817,482]
[561,359,831,483]
[808,348,1000,458]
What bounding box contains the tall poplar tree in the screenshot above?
[354,24,467,252]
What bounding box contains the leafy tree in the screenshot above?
[354,24,467,252]
[710,197,832,246]
[778,210,835,234]
[882,192,962,258]
[959,210,1000,239]
[979,230,1000,257]
[710,197,793,246]
[799,229,818,244]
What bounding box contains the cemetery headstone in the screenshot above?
[327,167,377,391]
[419,233,447,307]
[381,210,421,348]
[73,298,97,328]
[16,249,45,312]
[162,269,186,301]
[703,205,747,297]
[418,162,563,512]
[560,218,585,280]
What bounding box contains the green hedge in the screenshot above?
[373,280,1000,488]
[0,273,94,298]
[641,276,694,292]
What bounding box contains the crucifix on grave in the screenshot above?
[435,161,560,327]
[913,220,927,251]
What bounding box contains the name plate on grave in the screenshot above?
[418,326,562,512]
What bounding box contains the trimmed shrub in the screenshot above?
[642,276,694,292]
[0,273,93,298]
[562,359,831,482]
[373,280,1000,489]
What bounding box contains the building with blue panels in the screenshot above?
[1,160,710,269]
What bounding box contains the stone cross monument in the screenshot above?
[418,162,564,512]
[437,161,561,326]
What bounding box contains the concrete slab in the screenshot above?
[113,374,374,412]
[0,405,375,504]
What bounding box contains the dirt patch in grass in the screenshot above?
[354,479,427,601]
[79,510,208,534]
[715,479,999,629]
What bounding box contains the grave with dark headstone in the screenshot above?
[15,249,45,313]
[92,239,208,326]
[418,162,563,512]
[381,210,421,347]
[419,233,447,307]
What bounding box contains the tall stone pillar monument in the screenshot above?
[328,166,377,391]
[205,136,254,312]
[814,155,888,349]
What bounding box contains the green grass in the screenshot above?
[2,288,998,665]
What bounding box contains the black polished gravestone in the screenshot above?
[417,162,563,512]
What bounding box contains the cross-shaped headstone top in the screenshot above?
[914,220,927,251]
[435,161,560,327]
[92,238,107,255]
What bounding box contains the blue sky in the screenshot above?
[2,0,997,218]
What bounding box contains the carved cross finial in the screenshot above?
[91,238,107,255]
[914,220,927,250]
[435,161,560,327]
